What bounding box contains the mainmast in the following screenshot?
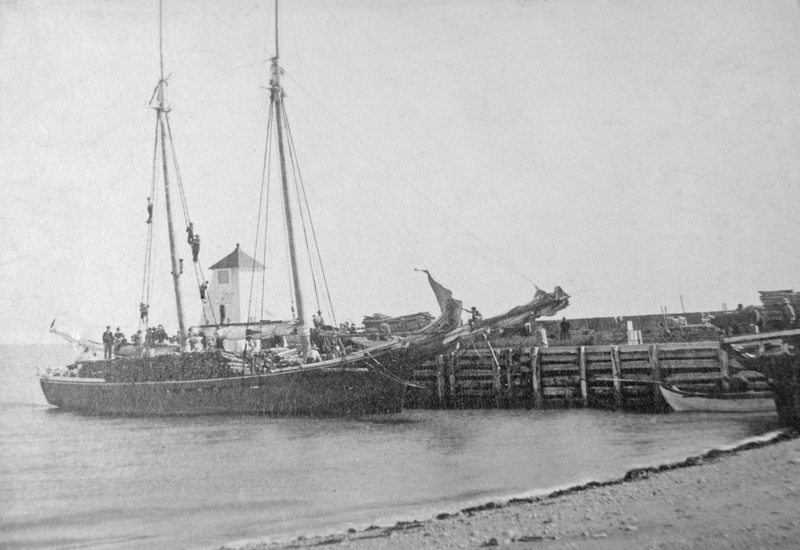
[156,0,189,349]
[271,0,311,355]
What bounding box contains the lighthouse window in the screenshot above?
[217,270,230,285]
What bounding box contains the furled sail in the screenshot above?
[190,321,296,342]
[414,270,463,335]
[443,286,570,344]
[49,319,104,351]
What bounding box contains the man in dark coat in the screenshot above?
[560,317,571,340]
[102,326,114,359]
[192,234,200,262]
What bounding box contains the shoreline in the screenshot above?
[218,428,800,550]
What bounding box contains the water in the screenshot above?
[0,345,779,550]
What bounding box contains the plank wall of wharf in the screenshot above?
[720,329,800,429]
[406,340,775,413]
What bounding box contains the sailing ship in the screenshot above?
[40,1,569,416]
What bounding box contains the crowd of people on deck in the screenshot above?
[101,323,179,359]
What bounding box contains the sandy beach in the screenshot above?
[231,430,800,550]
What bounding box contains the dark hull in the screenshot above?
[40,366,407,417]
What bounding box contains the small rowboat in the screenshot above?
[659,385,776,413]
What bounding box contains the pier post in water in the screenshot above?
[579,346,588,407]
[505,349,514,401]
[610,345,623,410]
[648,344,662,409]
[718,344,730,379]
[436,355,446,406]
[531,346,542,409]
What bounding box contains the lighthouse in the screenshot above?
[203,244,265,325]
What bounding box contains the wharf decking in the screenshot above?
[407,341,769,412]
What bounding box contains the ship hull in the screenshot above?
[40,366,407,417]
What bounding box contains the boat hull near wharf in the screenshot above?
[658,385,776,413]
[40,353,407,417]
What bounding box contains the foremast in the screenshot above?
[271,0,311,355]
[155,0,189,350]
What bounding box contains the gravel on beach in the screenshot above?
[226,430,800,550]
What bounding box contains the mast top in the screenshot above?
[274,0,280,61]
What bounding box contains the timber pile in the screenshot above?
[77,351,240,382]
[759,290,800,329]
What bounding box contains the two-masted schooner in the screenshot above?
[40,0,570,416]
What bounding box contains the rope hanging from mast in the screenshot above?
[281,101,338,328]
[246,104,276,328]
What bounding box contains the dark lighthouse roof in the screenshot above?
[208,244,265,270]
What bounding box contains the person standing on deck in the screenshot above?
[102,326,114,359]
[468,307,483,330]
[781,298,797,330]
[560,317,571,340]
[146,197,153,224]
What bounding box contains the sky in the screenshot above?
[2,0,800,344]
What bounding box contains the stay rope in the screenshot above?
[140,116,161,332]
[165,115,217,325]
[246,105,275,330]
[281,101,338,328]
[282,70,541,290]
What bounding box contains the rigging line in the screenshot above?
[261,113,275,322]
[247,104,275,328]
[142,116,161,306]
[281,94,423,270]
[275,103,296,319]
[281,101,338,327]
[282,71,540,288]
[192,260,215,324]
[280,102,323,318]
[164,115,214,324]
[164,115,191,226]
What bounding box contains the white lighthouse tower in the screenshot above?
[203,244,265,325]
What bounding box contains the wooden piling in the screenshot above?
[610,345,622,410]
[505,349,514,401]
[578,346,588,407]
[436,355,446,405]
[718,344,730,379]
[648,344,662,407]
[448,354,457,405]
[531,346,542,409]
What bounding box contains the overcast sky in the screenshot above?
[2,0,800,343]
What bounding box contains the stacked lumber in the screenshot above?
[759,290,800,329]
[77,351,240,382]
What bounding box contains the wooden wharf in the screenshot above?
[407,341,770,412]
[720,329,800,429]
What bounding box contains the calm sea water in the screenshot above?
[0,344,779,550]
